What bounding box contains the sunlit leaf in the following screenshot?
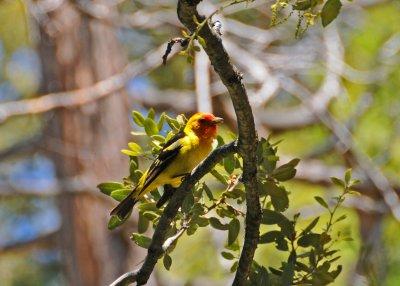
[144,118,159,136]
[321,0,342,27]
[132,111,145,127]
[131,233,152,249]
[97,182,124,195]
[110,189,131,202]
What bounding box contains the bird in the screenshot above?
[110,112,223,220]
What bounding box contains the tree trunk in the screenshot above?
[36,1,146,285]
[352,210,386,286]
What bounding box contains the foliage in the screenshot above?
[270,0,344,37]
[165,0,346,66]
[98,110,359,284]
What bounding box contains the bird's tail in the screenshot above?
[110,189,138,220]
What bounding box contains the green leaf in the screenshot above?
[230,261,239,273]
[138,202,162,214]
[271,159,299,181]
[262,209,289,225]
[138,213,149,233]
[211,169,228,184]
[147,108,155,120]
[270,186,289,212]
[276,235,289,251]
[203,183,215,201]
[131,233,152,249]
[144,118,159,136]
[110,189,131,202]
[259,230,282,244]
[330,177,345,188]
[165,116,180,131]
[330,265,342,279]
[223,154,235,174]
[221,251,235,260]
[108,215,129,230]
[295,261,310,272]
[309,249,316,266]
[345,169,352,185]
[197,36,206,48]
[158,112,166,131]
[182,192,194,213]
[298,233,321,247]
[132,111,145,127]
[195,216,209,227]
[143,211,159,221]
[334,214,347,223]
[269,267,283,276]
[151,134,165,143]
[350,179,360,187]
[216,135,225,147]
[258,267,270,285]
[128,142,143,155]
[228,218,240,245]
[293,0,311,10]
[314,196,329,209]
[209,217,229,230]
[301,217,320,235]
[321,0,342,27]
[282,251,296,286]
[187,223,199,236]
[257,138,277,173]
[262,210,294,239]
[97,182,124,195]
[121,149,139,156]
[163,254,172,270]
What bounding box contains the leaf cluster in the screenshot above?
[270,0,343,37]
[98,110,358,283]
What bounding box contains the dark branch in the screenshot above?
[177,1,261,285]
[109,141,238,286]
[162,37,189,65]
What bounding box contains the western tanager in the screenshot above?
[111,112,223,219]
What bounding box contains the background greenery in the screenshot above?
[0,0,399,285]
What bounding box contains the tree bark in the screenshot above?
[37,1,141,285]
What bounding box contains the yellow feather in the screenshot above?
[133,115,214,200]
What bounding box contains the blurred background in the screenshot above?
[0,0,399,285]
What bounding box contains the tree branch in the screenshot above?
[0,230,58,255]
[0,45,172,124]
[110,141,238,286]
[177,1,260,285]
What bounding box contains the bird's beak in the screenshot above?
[211,117,224,124]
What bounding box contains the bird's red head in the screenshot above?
[185,112,224,140]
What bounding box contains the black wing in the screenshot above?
[139,131,185,194]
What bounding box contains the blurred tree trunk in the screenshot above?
[36,2,144,285]
[352,210,386,286]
